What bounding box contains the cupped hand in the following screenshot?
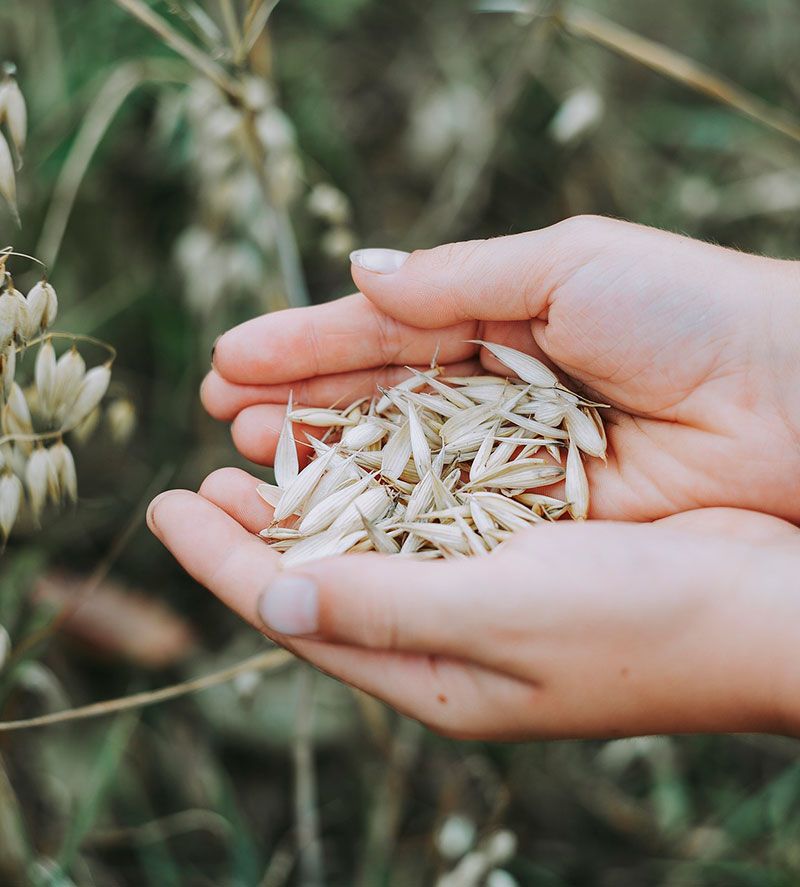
[148,472,800,740]
[202,216,800,522]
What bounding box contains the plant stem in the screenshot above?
[293,666,324,887]
[557,4,800,145]
[0,648,293,732]
[113,0,242,99]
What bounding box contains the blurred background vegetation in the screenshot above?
[0,0,799,884]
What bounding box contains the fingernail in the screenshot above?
[146,490,172,532]
[350,248,410,274]
[258,574,319,636]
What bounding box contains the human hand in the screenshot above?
[148,478,800,740]
[202,216,800,522]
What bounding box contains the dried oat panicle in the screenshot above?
[255,340,607,566]
[0,246,120,547]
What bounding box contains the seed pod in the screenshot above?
[287,407,357,428]
[0,470,22,540]
[304,452,360,512]
[52,347,86,420]
[272,446,336,521]
[406,368,473,408]
[564,405,606,458]
[565,437,589,520]
[358,507,400,554]
[469,497,496,536]
[281,529,367,568]
[45,283,58,328]
[0,131,17,224]
[7,285,27,342]
[298,473,375,535]
[0,289,18,347]
[256,482,282,508]
[380,421,411,480]
[106,398,136,444]
[468,340,558,388]
[3,382,32,436]
[466,459,564,491]
[274,393,299,489]
[470,420,499,482]
[25,447,51,520]
[454,513,487,557]
[72,406,100,445]
[405,469,434,522]
[63,365,111,428]
[329,485,391,535]
[24,280,58,337]
[3,443,25,477]
[407,401,431,477]
[0,342,15,399]
[35,339,57,419]
[340,418,388,449]
[375,368,438,413]
[0,75,27,156]
[395,521,470,552]
[531,400,567,426]
[48,441,77,503]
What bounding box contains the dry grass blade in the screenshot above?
[558,4,800,145]
[0,648,293,732]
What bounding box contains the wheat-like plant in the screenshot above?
[0,65,124,548]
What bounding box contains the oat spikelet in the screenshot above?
[25,281,58,338]
[0,132,17,224]
[49,441,78,503]
[274,392,299,489]
[565,437,590,520]
[35,339,57,419]
[0,73,27,156]
[63,365,111,428]
[469,339,558,388]
[0,470,22,541]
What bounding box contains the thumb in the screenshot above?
[349,216,615,328]
[256,552,495,656]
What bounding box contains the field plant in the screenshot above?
[0,73,120,550]
[0,1,798,886]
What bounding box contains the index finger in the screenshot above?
[212,293,477,386]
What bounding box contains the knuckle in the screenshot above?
[374,311,401,363]
[556,213,610,240]
[418,239,487,276]
[198,467,240,498]
[302,321,324,378]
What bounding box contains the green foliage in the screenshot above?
[0,0,798,883]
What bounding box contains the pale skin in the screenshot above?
[147,215,800,740]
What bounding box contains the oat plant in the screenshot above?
[0,67,120,549]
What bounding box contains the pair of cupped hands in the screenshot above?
[148,216,800,740]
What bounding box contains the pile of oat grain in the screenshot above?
[257,341,606,566]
